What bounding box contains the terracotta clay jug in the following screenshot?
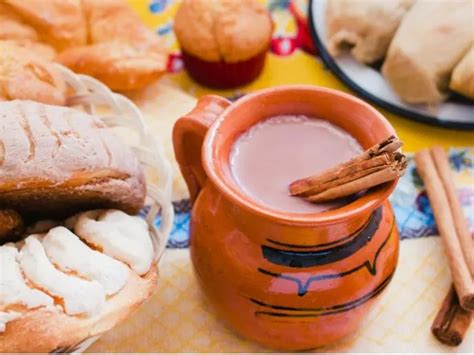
[173,86,399,350]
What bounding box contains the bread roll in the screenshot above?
[0,100,146,218]
[0,210,157,352]
[0,40,66,105]
[57,0,168,90]
[326,0,414,64]
[0,268,157,352]
[382,0,473,104]
[450,47,474,99]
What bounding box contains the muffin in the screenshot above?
[174,0,273,89]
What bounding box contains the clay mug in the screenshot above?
[173,85,399,350]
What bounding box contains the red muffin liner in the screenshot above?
[181,49,268,89]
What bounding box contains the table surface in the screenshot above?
[128,0,473,152]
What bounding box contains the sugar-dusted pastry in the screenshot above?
[0,100,146,218]
[382,0,473,104]
[0,210,157,352]
[0,209,23,243]
[0,40,65,105]
[450,47,474,99]
[57,0,168,90]
[326,0,414,64]
[174,0,273,88]
[3,0,87,50]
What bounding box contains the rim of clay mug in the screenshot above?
[203,85,398,225]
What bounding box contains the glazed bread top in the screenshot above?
[174,0,273,63]
[0,100,146,216]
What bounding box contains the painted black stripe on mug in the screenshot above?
[252,270,394,319]
[266,210,373,249]
[261,207,383,268]
[258,221,394,296]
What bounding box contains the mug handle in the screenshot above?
[173,95,231,205]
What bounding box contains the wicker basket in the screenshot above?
[48,64,174,353]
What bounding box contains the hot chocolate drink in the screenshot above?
[230,115,362,213]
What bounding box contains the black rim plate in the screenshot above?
[308,0,474,131]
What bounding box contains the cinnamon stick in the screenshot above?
[307,166,401,202]
[431,147,473,277]
[415,149,474,311]
[289,136,407,202]
[431,286,472,346]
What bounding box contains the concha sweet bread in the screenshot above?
[0,100,146,218]
[0,209,157,353]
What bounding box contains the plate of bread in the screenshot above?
[309,0,474,129]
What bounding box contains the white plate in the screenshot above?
[309,0,474,130]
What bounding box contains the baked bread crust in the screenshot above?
[174,0,272,63]
[450,47,474,99]
[0,209,23,242]
[57,0,168,90]
[4,0,87,51]
[0,100,146,217]
[0,265,157,353]
[0,41,66,105]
